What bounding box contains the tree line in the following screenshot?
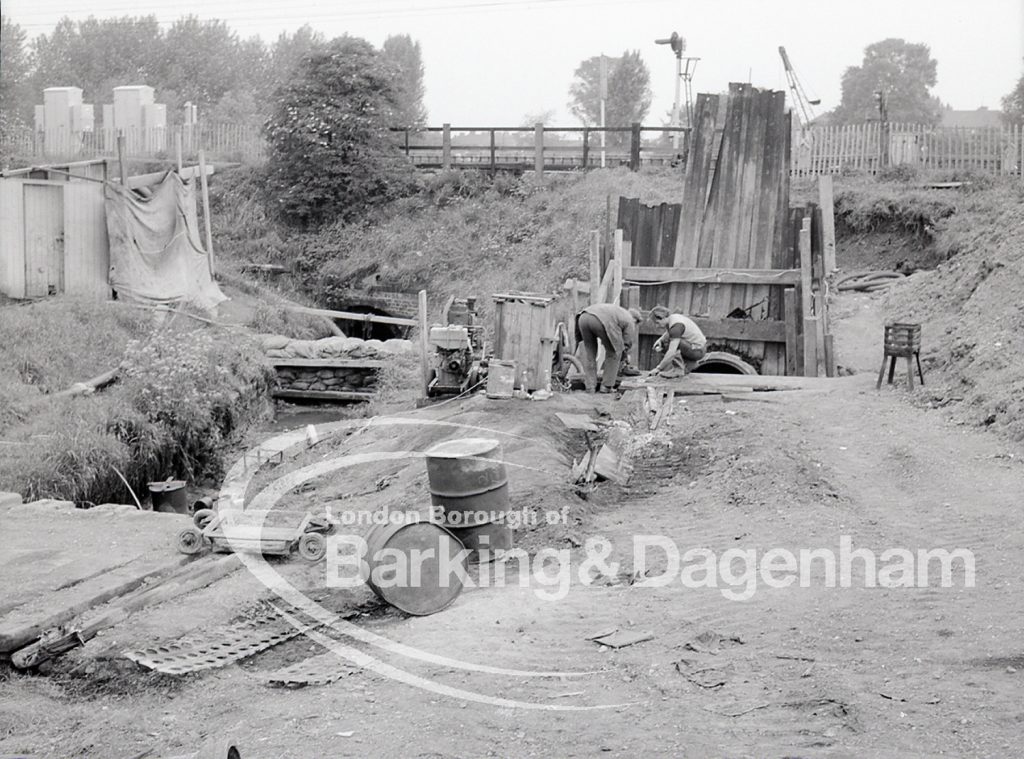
[0,15,427,135]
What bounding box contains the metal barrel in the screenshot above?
[425,438,510,524]
[450,521,513,563]
[425,438,514,562]
[364,520,467,616]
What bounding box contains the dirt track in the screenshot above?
[2,292,1023,758]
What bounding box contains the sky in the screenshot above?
[4,0,1023,125]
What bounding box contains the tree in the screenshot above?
[30,16,162,103]
[568,51,652,143]
[381,34,427,128]
[158,17,253,107]
[1001,73,1024,126]
[1,15,31,135]
[832,38,943,125]
[268,25,326,96]
[263,35,413,228]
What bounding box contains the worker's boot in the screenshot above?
[619,363,641,377]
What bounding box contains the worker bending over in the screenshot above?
[648,305,707,377]
[575,303,642,393]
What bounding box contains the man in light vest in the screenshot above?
[647,305,707,377]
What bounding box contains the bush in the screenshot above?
[0,305,274,504]
[263,35,417,228]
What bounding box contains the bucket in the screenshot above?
[485,360,516,399]
[450,521,514,562]
[425,438,510,523]
[364,521,467,615]
[148,480,188,514]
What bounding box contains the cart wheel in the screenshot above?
[297,532,327,562]
[177,526,207,555]
[193,508,216,529]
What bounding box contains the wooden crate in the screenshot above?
[492,292,556,391]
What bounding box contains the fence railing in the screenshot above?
[3,124,265,163]
[791,122,1023,177]
[4,121,1022,177]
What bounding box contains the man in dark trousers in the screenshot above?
[574,303,642,393]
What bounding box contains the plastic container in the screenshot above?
[485,360,516,399]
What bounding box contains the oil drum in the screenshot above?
[425,437,509,525]
[363,520,466,616]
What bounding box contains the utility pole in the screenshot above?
[655,31,686,150]
[681,57,699,129]
[599,54,608,168]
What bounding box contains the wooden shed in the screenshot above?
[0,160,111,299]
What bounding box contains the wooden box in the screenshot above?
[492,292,557,391]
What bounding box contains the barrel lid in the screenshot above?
[425,437,500,459]
[148,480,186,492]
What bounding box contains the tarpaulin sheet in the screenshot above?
[105,170,226,310]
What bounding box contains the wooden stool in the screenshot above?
[876,322,924,390]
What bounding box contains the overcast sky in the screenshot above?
[5,0,1023,124]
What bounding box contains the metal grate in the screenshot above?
[124,608,313,675]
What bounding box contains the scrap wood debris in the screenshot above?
[587,628,655,649]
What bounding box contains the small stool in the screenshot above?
[876,322,925,390]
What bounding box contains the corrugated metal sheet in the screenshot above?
[0,175,109,299]
[0,179,26,297]
[23,182,65,297]
[63,181,109,298]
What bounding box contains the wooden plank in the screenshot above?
[610,229,623,304]
[555,412,600,432]
[284,305,417,328]
[620,373,831,391]
[418,289,430,396]
[589,230,601,305]
[818,175,836,273]
[272,389,374,402]
[124,163,212,189]
[799,217,817,377]
[676,93,720,313]
[619,237,632,307]
[623,266,800,285]
[270,359,387,369]
[823,333,836,378]
[784,287,798,376]
[0,555,194,653]
[638,317,786,342]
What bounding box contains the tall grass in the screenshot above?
[0,299,274,505]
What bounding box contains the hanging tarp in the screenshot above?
[104,171,226,310]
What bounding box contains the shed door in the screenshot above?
[23,184,65,297]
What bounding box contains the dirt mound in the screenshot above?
[883,182,1024,440]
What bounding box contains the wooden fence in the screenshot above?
[792,122,1024,176]
[3,124,265,163]
[5,121,1021,177]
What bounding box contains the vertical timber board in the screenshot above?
[691,90,739,316]
[784,287,799,376]
[0,179,26,297]
[818,174,836,272]
[62,180,109,298]
[418,290,430,397]
[675,93,719,312]
[23,182,65,297]
[799,217,817,377]
[589,231,601,305]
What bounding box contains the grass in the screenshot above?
[884,180,1024,441]
[0,298,274,505]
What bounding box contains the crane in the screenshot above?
[778,46,821,128]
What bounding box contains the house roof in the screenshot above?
[940,109,1003,128]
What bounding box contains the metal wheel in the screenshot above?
[297,532,327,562]
[177,526,207,555]
[192,508,216,530]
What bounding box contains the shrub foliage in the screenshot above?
[263,35,414,228]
